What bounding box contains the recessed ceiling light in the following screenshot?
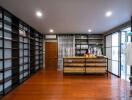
[105,11,112,17]
[49,29,54,33]
[88,29,92,33]
[36,11,43,18]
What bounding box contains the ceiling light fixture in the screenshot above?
[105,11,112,17]
[49,29,54,33]
[36,11,43,18]
[88,29,92,33]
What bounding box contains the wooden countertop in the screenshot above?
[64,56,107,59]
[64,56,85,59]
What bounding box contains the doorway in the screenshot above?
[45,42,58,70]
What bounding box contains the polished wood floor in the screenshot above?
[2,69,130,100]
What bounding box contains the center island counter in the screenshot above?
[63,56,108,76]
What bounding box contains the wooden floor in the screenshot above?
[2,69,131,100]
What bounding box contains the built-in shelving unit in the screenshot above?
[19,23,30,83]
[35,32,43,71]
[75,34,88,56]
[75,34,103,56]
[0,7,43,97]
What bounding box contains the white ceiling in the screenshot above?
[0,0,132,34]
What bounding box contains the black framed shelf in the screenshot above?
[0,7,43,98]
[75,34,104,56]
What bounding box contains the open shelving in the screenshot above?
[0,7,43,97]
[75,34,103,56]
[19,22,30,82]
[75,34,88,56]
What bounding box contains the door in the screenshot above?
[45,42,58,70]
[111,32,120,76]
[121,27,131,81]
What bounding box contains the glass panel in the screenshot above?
[20,37,23,42]
[24,57,28,63]
[4,32,11,39]
[4,15,12,22]
[0,73,3,81]
[19,58,23,64]
[108,60,112,72]
[4,60,11,68]
[0,61,3,70]
[36,50,39,55]
[24,44,28,49]
[24,64,28,70]
[19,50,23,57]
[106,48,112,59]
[4,80,12,89]
[0,12,2,18]
[0,85,3,93]
[121,32,126,43]
[19,66,23,72]
[0,40,2,47]
[36,56,39,60]
[112,61,119,76]
[112,47,119,61]
[36,61,39,64]
[0,30,2,37]
[106,35,112,47]
[4,49,11,58]
[112,32,119,46]
[4,24,12,31]
[19,43,23,49]
[24,72,28,77]
[19,74,23,80]
[0,49,2,59]
[4,40,11,48]
[24,50,28,56]
[4,70,11,78]
[0,22,2,28]
[121,27,131,81]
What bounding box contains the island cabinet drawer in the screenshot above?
[86,63,96,67]
[64,67,85,72]
[86,67,106,73]
[86,58,107,63]
[64,59,85,63]
[86,63,107,67]
[64,63,85,67]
